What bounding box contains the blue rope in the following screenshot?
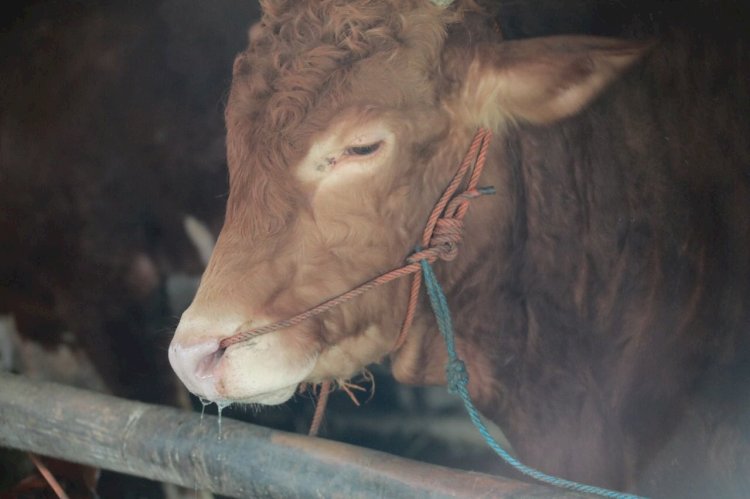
[418,257,647,499]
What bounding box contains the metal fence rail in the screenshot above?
[0,373,577,498]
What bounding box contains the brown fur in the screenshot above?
[223,0,467,236]
[172,1,750,496]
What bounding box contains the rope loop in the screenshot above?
[407,220,462,262]
[430,219,462,261]
[407,185,496,265]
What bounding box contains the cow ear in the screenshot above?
[454,36,652,127]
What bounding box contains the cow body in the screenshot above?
[169,1,750,495]
[474,33,750,492]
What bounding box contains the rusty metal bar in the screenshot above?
[0,373,578,498]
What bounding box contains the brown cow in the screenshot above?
[169,0,750,496]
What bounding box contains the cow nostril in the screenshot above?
[195,347,226,379]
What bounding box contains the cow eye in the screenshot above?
[345,141,382,157]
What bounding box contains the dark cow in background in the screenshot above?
[0,0,252,402]
[0,1,256,496]
[168,0,750,497]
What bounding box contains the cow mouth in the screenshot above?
[169,323,319,405]
[234,384,299,406]
[188,345,301,405]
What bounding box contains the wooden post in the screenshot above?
[0,373,578,498]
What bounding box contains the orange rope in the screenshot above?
[220,261,425,348]
[308,380,331,437]
[218,128,493,436]
[393,127,493,349]
[28,453,71,499]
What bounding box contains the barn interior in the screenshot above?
[1,1,748,497]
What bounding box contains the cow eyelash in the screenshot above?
[344,141,383,157]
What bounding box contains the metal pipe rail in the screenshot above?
[0,373,578,498]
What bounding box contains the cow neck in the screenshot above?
[218,128,495,436]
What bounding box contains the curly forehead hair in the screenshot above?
[224,0,471,234]
[230,0,461,133]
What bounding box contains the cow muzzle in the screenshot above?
[168,307,318,405]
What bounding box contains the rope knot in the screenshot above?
[446,359,469,395]
[407,233,461,263]
[407,185,495,265]
[428,217,463,261]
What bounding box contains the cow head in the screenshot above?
[169,0,647,406]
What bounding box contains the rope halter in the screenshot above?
[217,128,494,434]
[219,128,493,350]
